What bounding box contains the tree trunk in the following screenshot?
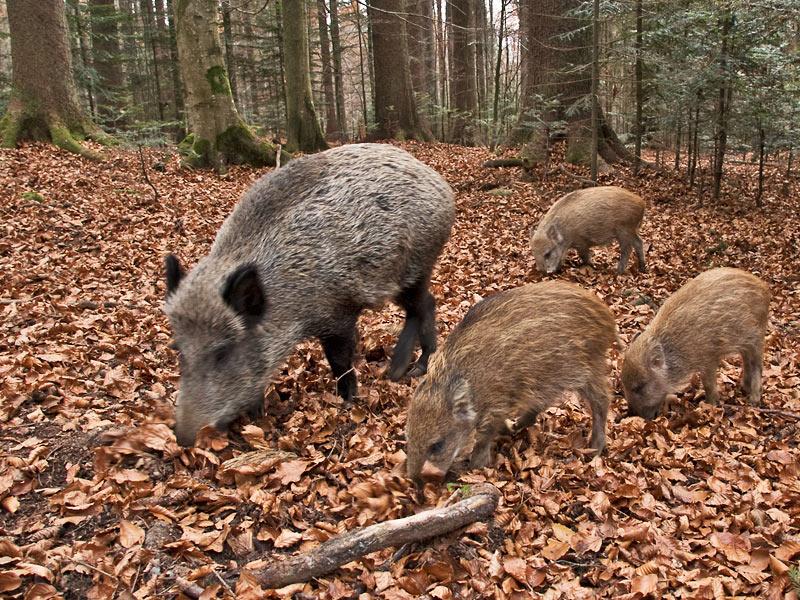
[165,0,185,128]
[221,1,239,108]
[329,0,347,139]
[1,0,107,157]
[69,0,96,117]
[368,0,431,140]
[712,11,734,201]
[590,0,599,181]
[435,0,447,138]
[282,0,328,152]
[89,0,126,124]
[316,0,338,137]
[491,0,506,129]
[509,0,632,166]
[353,0,369,131]
[448,0,477,145]
[174,0,281,168]
[756,125,765,206]
[634,0,643,173]
[141,0,165,121]
[408,0,437,126]
[474,0,487,124]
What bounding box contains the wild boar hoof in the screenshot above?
[406,363,427,378]
[386,364,410,381]
[336,374,357,403]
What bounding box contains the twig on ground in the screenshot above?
[137,145,160,203]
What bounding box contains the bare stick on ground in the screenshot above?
[253,483,501,589]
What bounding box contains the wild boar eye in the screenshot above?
[429,440,444,455]
[544,250,552,259]
[632,384,644,394]
[169,340,181,354]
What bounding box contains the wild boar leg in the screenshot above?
[583,381,609,453]
[616,233,633,274]
[632,234,647,272]
[469,428,498,469]
[741,346,763,405]
[512,407,539,432]
[577,245,592,267]
[320,320,359,401]
[389,280,435,379]
[701,367,719,405]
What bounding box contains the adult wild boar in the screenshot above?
[530,186,646,274]
[622,268,770,419]
[165,144,455,446]
[405,282,616,484]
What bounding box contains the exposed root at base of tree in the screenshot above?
[178,121,289,171]
[0,104,112,160]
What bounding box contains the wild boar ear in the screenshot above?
[165,254,184,297]
[547,224,564,244]
[222,264,266,324]
[648,342,667,372]
[448,377,476,424]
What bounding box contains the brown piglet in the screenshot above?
[405,281,617,485]
[622,267,770,419]
[530,186,646,274]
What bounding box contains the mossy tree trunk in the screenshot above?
[0,0,108,158]
[175,0,283,168]
[283,0,328,153]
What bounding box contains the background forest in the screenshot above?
[1,0,798,195]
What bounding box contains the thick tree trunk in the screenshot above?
[282,0,328,152]
[140,0,165,121]
[1,0,108,157]
[509,0,632,166]
[89,0,126,123]
[353,0,369,131]
[448,0,477,145]
[368,0,431,140]
[329,0,348,139]
[316,0,339,137]
[174,0,282,167]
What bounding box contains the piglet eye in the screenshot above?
[544,251,552,259]
[633,384,644,394]
[429,440,444,455]
[169,340,181,353]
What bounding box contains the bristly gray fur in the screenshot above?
[165,143,455,445]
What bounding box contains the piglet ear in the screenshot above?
[547,224,564,244]
[649,342,667,372]
[222,264,266,325]
[165,254,184,297]
[448,376,476,425]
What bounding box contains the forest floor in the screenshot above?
[0,141,799,600]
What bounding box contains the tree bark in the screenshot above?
[634,0,643,173]
[141,0,166,121]
[329,0,348,139]
[408,0,437,124]
[89,0,126,123]
[174,0,282,168]
[69,0,96,117]
[368,0,431,140]
[282,0,328,152]
[316,0,339,137]
[448,0,477,145]
[1,0,108,157]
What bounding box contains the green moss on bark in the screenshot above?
[179,123,287,169]
[206,66,232,95]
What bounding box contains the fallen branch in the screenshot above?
[253,483,500,589]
